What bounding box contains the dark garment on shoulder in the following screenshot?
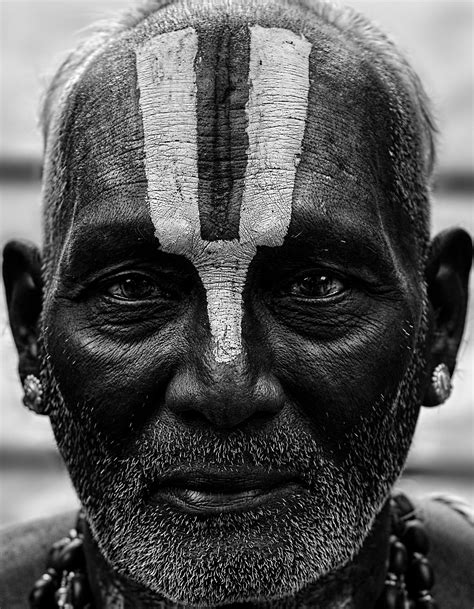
[415,495,474,609]
[0,512,76,609]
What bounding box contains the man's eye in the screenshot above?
[286,272,346,299]
[105,274,168,301]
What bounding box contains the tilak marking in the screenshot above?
[136,25,311,363]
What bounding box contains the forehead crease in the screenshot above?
[59,46,147,213]
[289,35,396,239]
[306,42,392,169]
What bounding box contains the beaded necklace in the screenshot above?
[29,492,437,609]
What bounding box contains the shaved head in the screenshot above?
[41,0,435,267]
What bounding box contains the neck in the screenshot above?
[83,502,391,609]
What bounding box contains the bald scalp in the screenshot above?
[40,0,436,282]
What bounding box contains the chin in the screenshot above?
[86,469,381,607]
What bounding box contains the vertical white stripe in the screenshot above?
[240,26,311,247]
[195,239,256,364]
[136,28,200,256]
[136,27,311,364]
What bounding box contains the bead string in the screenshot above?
[376,492,437,609]
[29,492,437,609]
[29,514,94,609]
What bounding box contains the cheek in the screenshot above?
[268,302,419,444]
[43,299,195,440]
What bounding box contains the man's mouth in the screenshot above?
[149,471,303,515]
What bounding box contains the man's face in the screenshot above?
[42,8,427,606]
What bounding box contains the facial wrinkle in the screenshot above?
[42,40,113,286]
[136,26,311,363]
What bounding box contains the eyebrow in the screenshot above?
[284,213,403,285]
[58,205,406,292]
[59,218,161,278]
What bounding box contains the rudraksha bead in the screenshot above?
[402,519,430,555]
[375,583,406,609]
[389,536,408,575]
[28,574,57,609]
[406,555,434,593]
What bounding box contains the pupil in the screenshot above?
[303,275,329,294]
[123,277,150,298]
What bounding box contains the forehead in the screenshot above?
[52,1,411,264]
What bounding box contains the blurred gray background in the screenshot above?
[0,0,473,526]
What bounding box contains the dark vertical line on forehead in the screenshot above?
[195,24,250,241]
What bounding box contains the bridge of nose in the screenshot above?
[136,24,311,363]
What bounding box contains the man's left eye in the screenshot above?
[285,272,346,299]
[105,274,170,301]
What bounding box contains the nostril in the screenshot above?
[243,410,280,431]
[164,366,285,430]
[178,409,212,429]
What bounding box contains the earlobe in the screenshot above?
[423,228,472,406]
[2,240,43,391]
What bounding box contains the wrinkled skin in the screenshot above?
[3,1,472,607]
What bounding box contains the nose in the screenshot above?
[165,357,285,430]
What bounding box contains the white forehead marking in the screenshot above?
[136,28,200,254]
[136,26,311,364]
[240,25,311,247]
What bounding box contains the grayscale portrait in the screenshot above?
[0,1,473,608]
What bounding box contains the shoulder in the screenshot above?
[0,512,76,609]
[414,494,474,609]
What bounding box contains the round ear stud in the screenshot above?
[23,374,44,413]
[431,363,452,404]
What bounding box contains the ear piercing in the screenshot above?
[431,363,452,404]
[23,374,44,413]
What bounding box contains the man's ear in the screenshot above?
[423,228,472,406]
[3,240,43,383]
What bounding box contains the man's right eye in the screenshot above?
[103,273,174,301]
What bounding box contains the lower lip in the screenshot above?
[151,483,300,515]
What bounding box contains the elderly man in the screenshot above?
[1,0,473,607]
